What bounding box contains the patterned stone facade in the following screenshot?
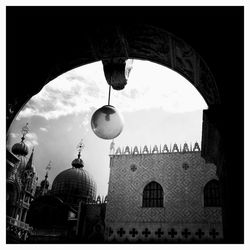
[105,143,223,242]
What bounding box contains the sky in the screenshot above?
[6,60,207,197]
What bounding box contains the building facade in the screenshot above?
[6,124,38,242]
[105,142,223,242]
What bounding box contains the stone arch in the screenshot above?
[7,8,244,243]
[7,24,219,130]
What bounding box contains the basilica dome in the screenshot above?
[51,159,97,206]
[11,141,29,177]
[12,141,29,156]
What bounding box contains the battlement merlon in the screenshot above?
[110,142,201,156]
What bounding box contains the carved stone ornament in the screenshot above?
[102,58,127,90]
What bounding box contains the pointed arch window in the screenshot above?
[142,181,163,207]
[204,179,222,207]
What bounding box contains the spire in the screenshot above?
[72,139,84,168]
[41,167,50,196]
[25,147,34,171]
[21,122,30,142]
[77,139,84,159]
[45,160,52,171]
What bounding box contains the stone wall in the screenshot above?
[105,146,223,242]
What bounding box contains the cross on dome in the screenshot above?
[45,160,52,171]
[77,139,84,158]
[72,139,85,168]
[21,122,29,141]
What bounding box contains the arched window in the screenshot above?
[142,181,163,207]
[204,179,222,207]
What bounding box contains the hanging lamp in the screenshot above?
[91,84,124,140]
[91,58,132,140]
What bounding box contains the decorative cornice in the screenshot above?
[111,142,201,156]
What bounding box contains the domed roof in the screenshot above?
[12,141,29,156]
[51,167,96,205]
[71,158,84,168]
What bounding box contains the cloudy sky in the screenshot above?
[7,60,207,197]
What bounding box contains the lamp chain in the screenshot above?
[108,84,111,105]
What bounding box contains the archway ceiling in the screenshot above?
[7,7,243,127]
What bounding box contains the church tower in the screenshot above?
[7,123,38,242]
[105,142,223,242]
[18,147,38,223]
[35,161,51,198]
[40,172,50,196]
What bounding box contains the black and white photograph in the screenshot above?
[3,2,246,245]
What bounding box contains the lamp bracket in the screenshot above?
[102,57,127,90]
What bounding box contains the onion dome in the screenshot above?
[71,157,84,168]
[12,141,29,156]
[51,140,96,205]
[11,123,30,156]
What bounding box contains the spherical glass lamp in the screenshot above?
[91,105,124,140]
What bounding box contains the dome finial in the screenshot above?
[12,123,30,156]
[41,161,51,196]
[77,139,84,159]
[21,122,29,142]
[72,140,84,168]
[45,160,52,173]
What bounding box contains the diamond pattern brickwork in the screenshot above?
[105,151,223,242]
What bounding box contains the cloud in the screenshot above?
[66,75,86,82]
[40,127,48,132]
[7,133,19,149]
[121,89,139,99]
[9,132,18,138]
[80,111,95,133]
[17,63,107,121]
[25,132,39,148]
[16,60,207,122]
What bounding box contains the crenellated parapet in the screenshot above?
[111,142,200,156]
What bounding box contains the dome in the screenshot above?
[12,141,29,156]
[71,158,84,168]
[51,168,96,205]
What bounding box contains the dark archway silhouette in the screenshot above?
[6,7,244,243]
